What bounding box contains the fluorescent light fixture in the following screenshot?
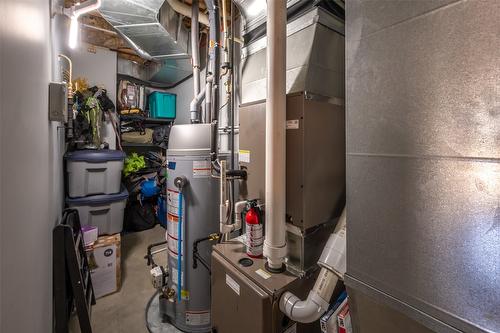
[64,0,102,49]
[68,16,79,49]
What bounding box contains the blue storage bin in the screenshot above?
[149,91,176,119]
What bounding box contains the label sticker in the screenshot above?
[286,119,299,129]
[239,150,250,163]
[167,189,180,217]
[186,311,210,326]
[283,323,297,333]
[255,269,271,280]
[193,160,211,178]
[168,161,176,170]
[171,267,184,284]
[225,274,240,296]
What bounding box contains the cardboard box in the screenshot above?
[337,301,352,333]
[86,234,121,298]
[321,296,348,333]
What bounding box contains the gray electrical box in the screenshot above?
[49,82,68,122]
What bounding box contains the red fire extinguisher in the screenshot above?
[245,206,263,258]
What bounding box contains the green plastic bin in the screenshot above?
[149,91,176,119]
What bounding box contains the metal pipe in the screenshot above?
[280,209,347,323]
[221,0,229,66]
[205,76,213,123]
[229,0,236,224]
[219,160,229,241]
[263,0,287,271]
[166,0,209,26]
[190,0,201,123]
[205,0,220,162]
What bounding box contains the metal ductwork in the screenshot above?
[99,0,195,85]
[240,7,345,104]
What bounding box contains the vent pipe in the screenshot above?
[263,0,287,272]
[190,0,202,123]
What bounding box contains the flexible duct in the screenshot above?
[263,0,287,271]
[280,209,347,323]
[167,0,209,26]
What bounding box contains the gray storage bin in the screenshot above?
[66,188,128,235]
[65,150,125,198]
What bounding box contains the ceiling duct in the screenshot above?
[232,0,345,44]
[240,7,345,104]
[99,0,195,86]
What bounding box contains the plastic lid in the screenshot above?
[65,149,126,162]
[66,187,129,206]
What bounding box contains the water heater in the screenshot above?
[163,124,219,332]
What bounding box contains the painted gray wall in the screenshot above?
[0,0,67,331]
[71,43,118,149]
[346,1,500,332]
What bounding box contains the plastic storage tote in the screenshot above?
[148,91,176,119]
[65,150,126,198]
[66,187,128,235]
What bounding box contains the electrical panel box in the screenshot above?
[49,82,68,122]
[239,92,345,231]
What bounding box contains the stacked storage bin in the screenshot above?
[65,150,128,235]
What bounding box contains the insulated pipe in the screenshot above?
[263,0,287,271]
[167,0,209,26]
[221,200,245,235]
[190,0,201,123]
[221,0,230,66]
[190,88,206,123]
[205,76,213,122]
[205,0,220,162]
[219,160,228,239]
[279,209,347,323]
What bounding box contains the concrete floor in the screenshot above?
[69,225,172,333]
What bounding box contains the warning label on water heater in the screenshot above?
[186,311,210,326]
[193,160,211,178]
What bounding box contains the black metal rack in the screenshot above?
[53,209,96,333]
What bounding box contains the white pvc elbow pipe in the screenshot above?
[263,0,288,271]
[190,88,206,123]
[280,208,347,323]
[280,269,338,323]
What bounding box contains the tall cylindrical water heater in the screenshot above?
[164,124,219,332]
